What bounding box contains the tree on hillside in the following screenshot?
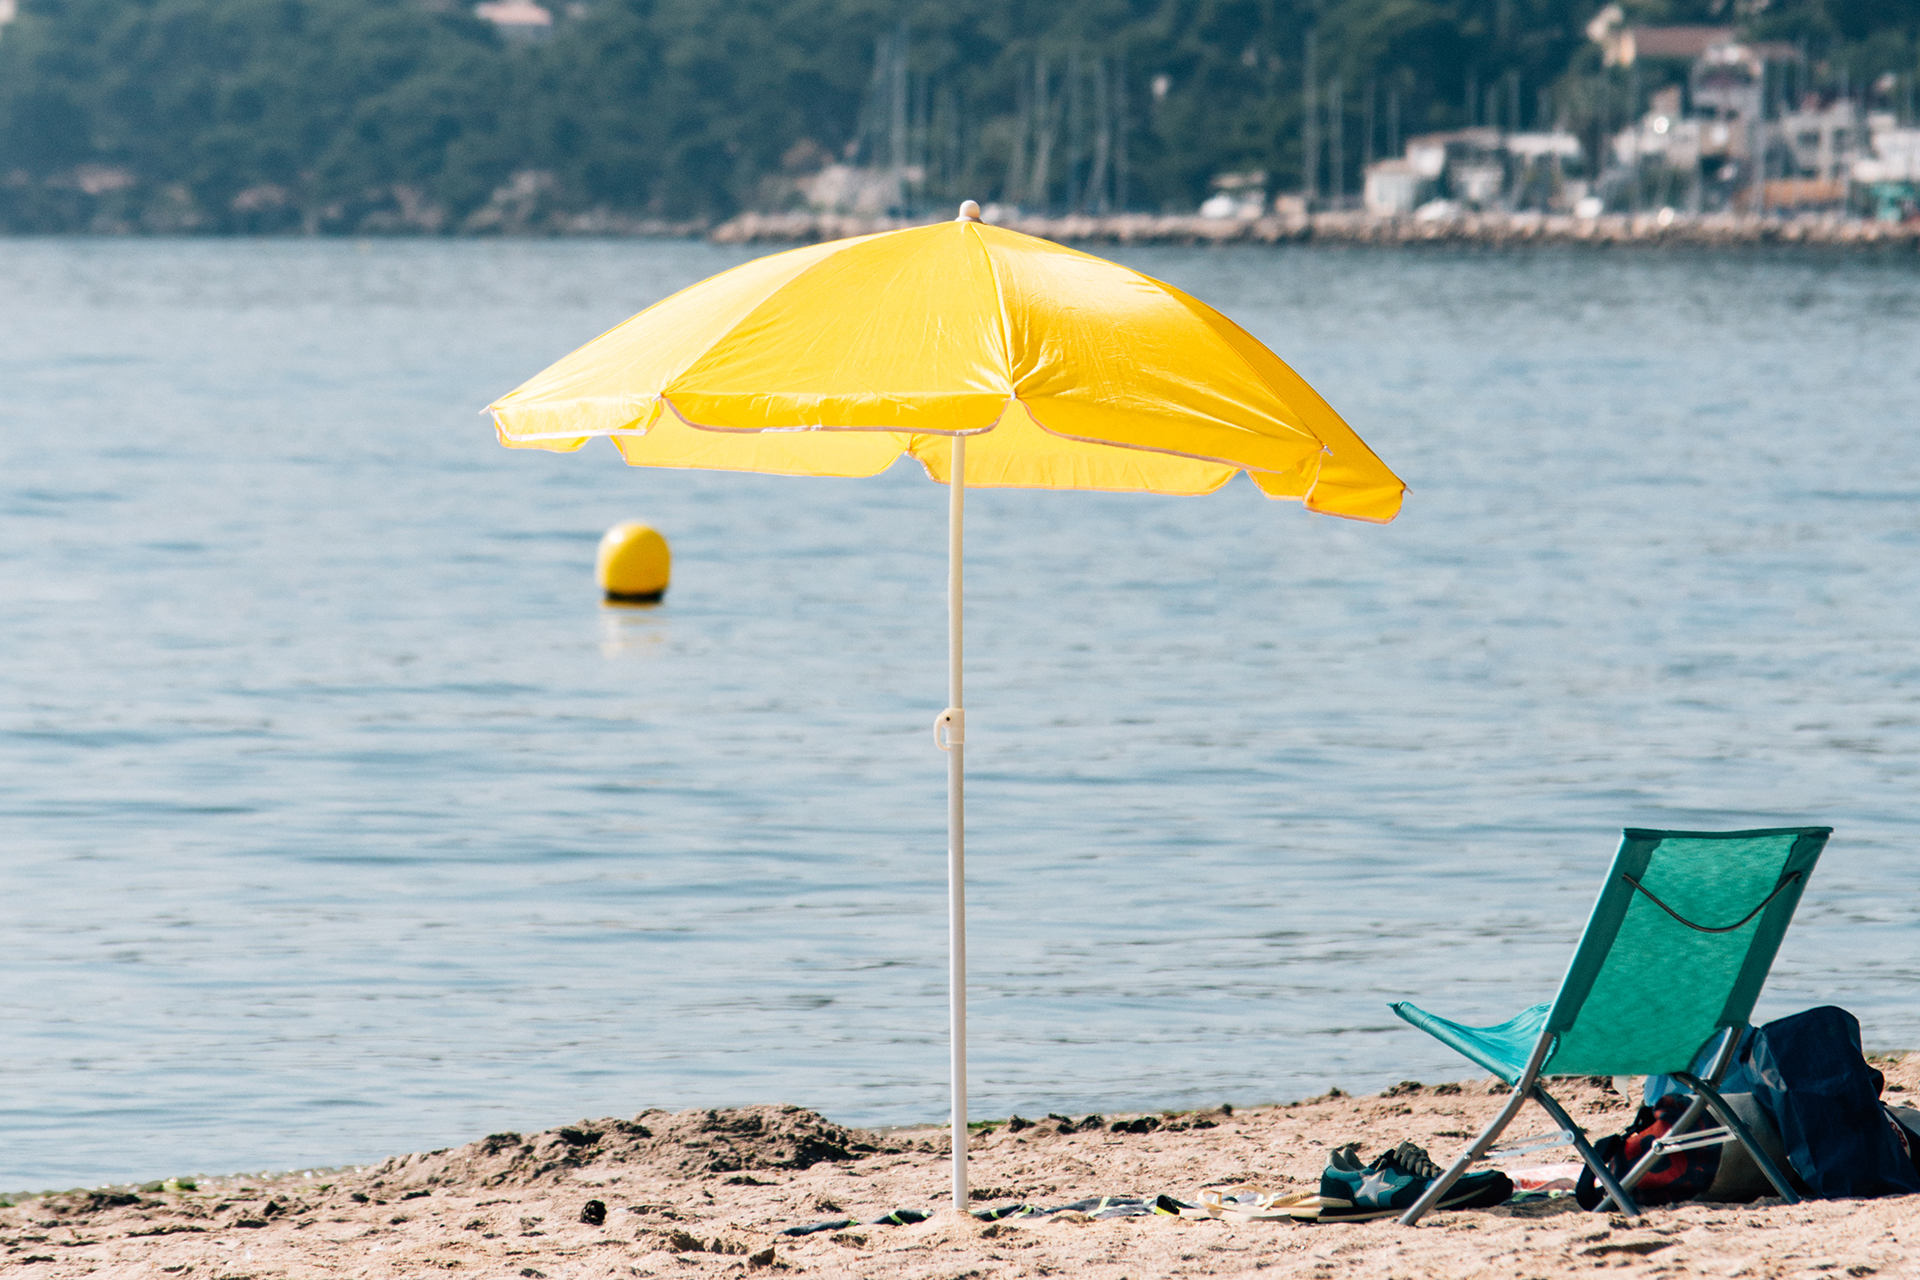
[0,0,1914,231]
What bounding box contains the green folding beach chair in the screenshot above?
[1390,826,1829,1225]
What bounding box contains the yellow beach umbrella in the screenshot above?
[489,202,1404,1211]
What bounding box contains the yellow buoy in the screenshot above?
[595,521,671,603]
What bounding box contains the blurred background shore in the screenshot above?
[2,0,1917,239]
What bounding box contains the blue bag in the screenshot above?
[1744,1006,1920,1199]
[1644,1006,1920,1199]
[1635,1013,1920,1205]
[1645,1027,1761,1105]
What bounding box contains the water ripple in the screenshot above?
[0,239,1916,1187]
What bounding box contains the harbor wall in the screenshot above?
[708,209,1920,250]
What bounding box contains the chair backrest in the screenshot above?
[1540,827,1829,1078]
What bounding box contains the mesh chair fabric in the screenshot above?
[1389,1000,1550,1084]
[1544,829,1827,1077]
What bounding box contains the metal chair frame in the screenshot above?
[1393,826,1829,1227]
[1397,1023,1801,1224]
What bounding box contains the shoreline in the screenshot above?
[5,1053,1913,1277]
[7,209,1918,251]
[709,208,1920,250]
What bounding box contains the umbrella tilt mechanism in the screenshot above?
[934,708,965,750]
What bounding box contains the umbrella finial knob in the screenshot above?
[956,200,982,222]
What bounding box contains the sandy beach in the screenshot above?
[6,1054,1913,1279]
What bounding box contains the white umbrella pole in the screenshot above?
[939,435,969,1214]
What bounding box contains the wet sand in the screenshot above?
[5,1054,1913,1278]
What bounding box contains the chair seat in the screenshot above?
[1391,1000,1552,1085]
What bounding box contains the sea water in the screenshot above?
[1,238,1916,1188]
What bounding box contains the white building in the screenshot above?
[1505,132,1584,165]
[1854,115,1920,183]
[797,164,914,214]
[474,1,553,41]
[1200,171,1268,218]
[1358,129,1585,214]
[1362,160,1422,215]
[1779,100,1866,183]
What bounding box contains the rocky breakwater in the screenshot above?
[710,208,1920,250]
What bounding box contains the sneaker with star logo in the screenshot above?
[1313,1141,1513,1221]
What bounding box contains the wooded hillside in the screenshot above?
[0,0,1913,231]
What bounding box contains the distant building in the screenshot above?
[1763,178,1848,210]
[1363,160,1421,216]
[1505,133,1583,165]
[1585,10,1796,69]
[474,1,553,41]
[1853,114,1920,221]
[1592,29,1855,213]
[1780,100,1865,185]
[1856,116,1920,182]
[1361,128,1585,215]
[1587,8,1726,68]
[1409,130,1502,207]
[1605,25,1733,68]
[1200,171,1267,218]
[796,164,910,214]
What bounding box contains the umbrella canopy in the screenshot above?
[490,213,1402,519]
[488,205,1404,1212]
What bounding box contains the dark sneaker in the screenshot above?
[1315,1141,1512,1221]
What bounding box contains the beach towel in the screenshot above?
[1173,1186,1323,1222]
[1506,1162,1583,1193]
[782,1178,1478,1234]
[779,1195,1187,1236]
